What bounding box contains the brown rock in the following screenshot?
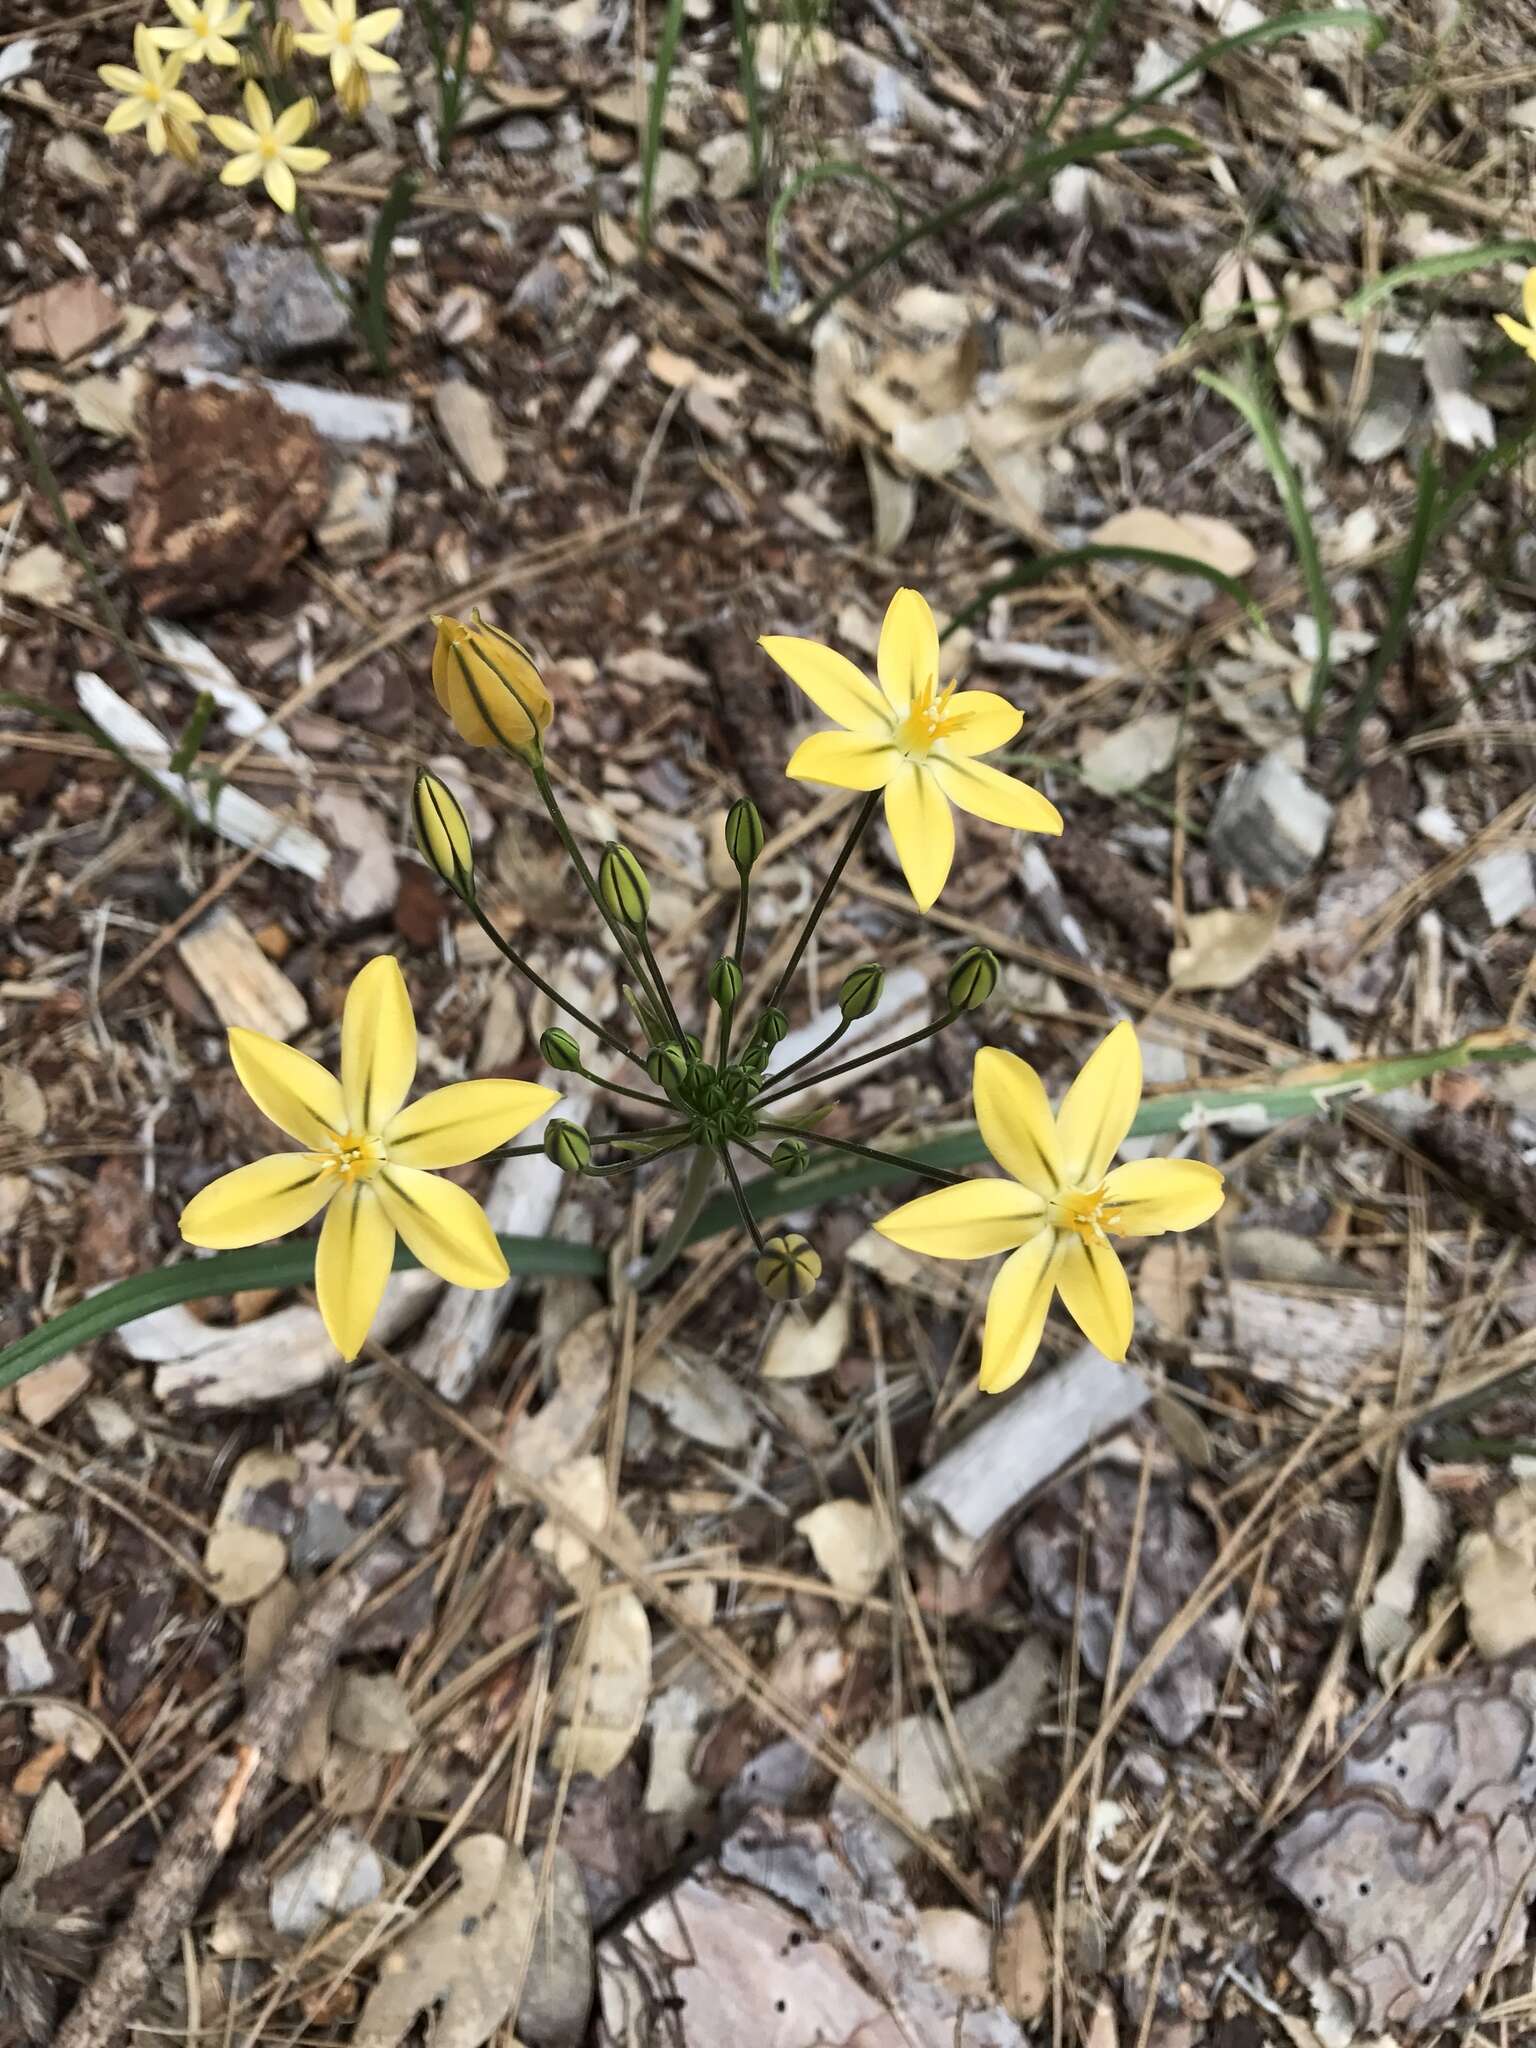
[10,276,120,361]
[125,385,328,615]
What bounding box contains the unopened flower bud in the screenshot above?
[838,962,884,1022]
[539,1027,583,1073]
[771,1137,809,1178]
[755,1007,788,1048]
[544,1120,591,1174]
[411,770,474,895]
[708,956,742,1011]
[756,1232,821,1300]
[431,611,553,759]
[238,46,264,80]
[338,64,371,117]
[164,114,201,167]
[269,18,296,67]
[647,1042,690,1097]
[947,944,999,1013]
[724,798,764,875]
[598,843,650,930]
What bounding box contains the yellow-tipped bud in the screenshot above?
[238,46,264,81]
[269,19,297,68]
[430,611,554,760]
[756,1233,822,1301]
[338,63,371,118]
[411,771,475,895]
[165,115,202,167]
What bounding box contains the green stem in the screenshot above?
[0,361,155,705]
[719,1146,767,1252]
[763,1014,850,1091]
[768,791,880,1011]
[757,1010,957,1107]
[464,896,645,1072]
[758,1120,965,1185]
[719,879,752,1066]
[638,926,686,1047]
[581,1068,672,1110]
[629,1144,717,1292]
[584,1138,690,1177]
[531,763,671,1021]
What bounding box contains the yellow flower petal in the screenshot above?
[179,1153,334,1249]
[328,46,351,89]
[228,1027,345,1148]
[929,753,1062,835]
[133,22,157,68]
[104,99,150,132]
[341,955,417,1133]
[218,151,263,186]
[163,87,205,121]
[758,635,889,733]
[294,30,331,55]
[264,157,298,212]
[242,78,273,130]
[874,1178,1046,1260]
[785,729,896,791]
[883,759,954,911]
[1054,1235,1133,1359]
[354,41,400,70]
[932,690,1022,757]
[357,4,402,39]
[1102,1157,1225,1236]
[298,0,333,27]
[144,109,169,155]
[384,1079,560,1169]
[208,113,259,149]
[876,588,939,712]
[1055,1020,1142,1187]
[375,1166,509,1289]
[282,145,331,172]
[1495,312,1536,360]
[274,95,315,143]
[973,1046,1062,1197]
[978,1231,1066,1393]
[1524,267,1536,330]
[99,63,147,91]
[315,1181,395,1360]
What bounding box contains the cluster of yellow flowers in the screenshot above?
[96,0,401,210]
[182,590,1226,1394]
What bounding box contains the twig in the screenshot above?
[54,1559,394,2048]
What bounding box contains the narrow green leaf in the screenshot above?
[1038,0,1123,139]
[729,0,764,183]
[168,690,215,777]
[0,1235,606,1393]
[1198,362,1331,733]
[638,0,689,252]
[768,160,906,296]
[1333,448,1439,786]
[362,170,419,376]
[940,543,1265,643]
[1120,9,1383,117]
[1340,240,1536,320]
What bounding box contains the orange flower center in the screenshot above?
[336,16,354,39]
[896,677,968,759]
[1052,1183,1122,1245]
[325,1131,382,1184]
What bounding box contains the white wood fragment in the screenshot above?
[74,672,330,881]
[0,1558,55,1692]
[183,368,414,444]
[1475,847,1536,928]
[566,331,640,435]
[177,905,308,1038]
[145,617,302,764]
[149,1270,440,1407]
[904,1344,1150,1567]
[414,1075,590,1402]
[763,966,927,1113]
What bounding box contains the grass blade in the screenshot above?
[729,0,764,182]
[1333,448,1439,787]
[1198,361,1331,732]
[0,1236,607,1392]
[940,543,1265,642]
[1038,0,1122,139]
[1339,239,1536,319]
[361,169,419,375]
[687,1029,1536,1241]
[768,160,906,296]
[638,0,689,252]
[1120,9,1383,117]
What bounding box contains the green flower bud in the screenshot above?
[947,944,1000,1013]
[539,1027,583,1073]
[411,770,475,896]
[598,843,650,930]
[709,956,743,1011]
[771,1137,810,1177]
[724,798,765,875]
[647,1042,691,1103]
[683,1033,704,1059]
[269,18,296,67]
[838,962,884,1022]
[544,1120,592,1174]
[755,1232,821,1301]
[755,1007,789,1048]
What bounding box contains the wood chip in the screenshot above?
[177,906,308,1038]
[432,380,508,490]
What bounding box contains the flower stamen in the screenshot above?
[324,1131,382,1184]
[1052,1183,1123,1245]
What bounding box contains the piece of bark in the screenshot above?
[904,1344,1150,1567]
[1413,1106,1536,1239]
[53,1557,396,2048]
[176,906,308,1038]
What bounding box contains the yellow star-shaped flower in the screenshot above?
[97,24,205,156]
[148,0,252,67]
[295,0,403,90]
[179,956,560,1360]
[208,82,331,212]
[759,588,1062,911]
[1495,267,1536,364]
[876,1023,1225,1393]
